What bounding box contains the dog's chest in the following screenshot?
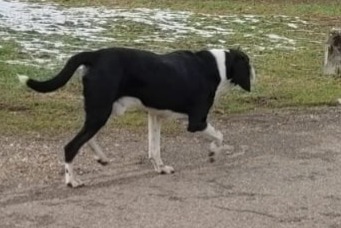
[113,96,187,119]
[215,79,231,101]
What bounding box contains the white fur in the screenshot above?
[202,123,233,154]
[113,96,187,119]
[148,113,174,174]
[88,137,109,163]
[113,97,142,116]
[17,74,29,85]
[208,49,231,100]
[65,163,84,187]
[208,49,227,83]
[203,123,223,145]
[78,65,88,76]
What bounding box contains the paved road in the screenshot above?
[1,107,341,227]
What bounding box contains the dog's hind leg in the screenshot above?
[87,97,130,165]
[88,136,110,165]
[64,105,112,188]
[87,96,131,165]
[148,113,174,174]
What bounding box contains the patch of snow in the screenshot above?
[267,34,296,44]
[0,0,312,67]
[232,18,246,24]
[244,34,254,38]
[255,46,266,51]
[287,23,298,29]
[294,17,308,25]
[3,60,41,68]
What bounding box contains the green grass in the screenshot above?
[1,0,341,136]
[50,0,341,17]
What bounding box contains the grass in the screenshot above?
[51,0,341,17]
[1,0,341,136]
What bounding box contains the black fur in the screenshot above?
[24,47,253,164]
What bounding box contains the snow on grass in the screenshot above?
[267,34,296,45]
[287,23,299,29]
[0,0,316,68]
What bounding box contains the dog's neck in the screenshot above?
[208,49,227,83]
[208,49,230,101]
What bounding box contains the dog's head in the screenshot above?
[225,49,255,92]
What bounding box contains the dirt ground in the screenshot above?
[1,107,341,228]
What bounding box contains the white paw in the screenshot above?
[158,165,175,174]
[209,142,234,154]
[216,131,223,144]
[65,163,85,188]
[66,178,84,188]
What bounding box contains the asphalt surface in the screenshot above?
[1,107,341,228]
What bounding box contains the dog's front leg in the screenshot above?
[65,163,84,188]
[201,123,233,156]
[148,113,174,174]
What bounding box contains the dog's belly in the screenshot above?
[113,96,188,119]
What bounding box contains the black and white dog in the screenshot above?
[18,47,255,187]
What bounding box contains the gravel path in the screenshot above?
[1,107,341,227]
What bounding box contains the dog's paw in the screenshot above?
[66,179,85,188]
[208,144,234,163]
[159,165,175,174]
[95,156,110,166]
[216,130,223,144]
[209,143,234,154]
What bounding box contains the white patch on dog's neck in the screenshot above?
[209,49,227,83]
[209,49,230,100]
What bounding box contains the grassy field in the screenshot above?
[0,0,340,136]
[52,0,341,17]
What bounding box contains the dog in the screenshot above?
[324,28,341,75]
[18,47,255,188]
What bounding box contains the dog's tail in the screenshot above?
[18,51,96,93]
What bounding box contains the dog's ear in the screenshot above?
[225,49,252,92]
